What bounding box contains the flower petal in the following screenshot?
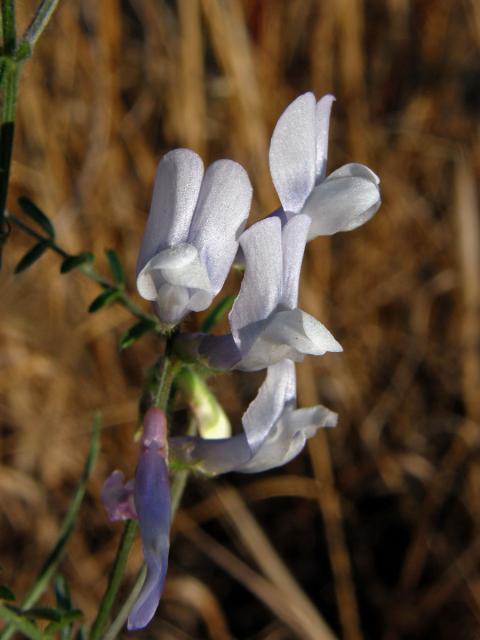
[280,214,310,309]
[101,471,136,521]
[136,149,204,277]
[235,309,342,371]
[169,433,251,476]
[188,160,252,293]
[269,93,316,214]
[229,217,283,353]
[303,166,381,238]
[241,360,296,453]
[315,94,335,182]
[128,451,171,631]
[237,404,338,473]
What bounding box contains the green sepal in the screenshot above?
[88,288,120,313]
[60,252,94,274]
[119,319,157,349]
[105,249,124,285]
[0,586,15,601]
[17,197,55,239]
[200,294,235,332]
[14,240,50,273]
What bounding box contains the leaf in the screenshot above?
[200,295,235,332]
[17,197,55,239]
[88,288,120,313]
[44,609,83,634]
[14,241,50,273]
[54,575,73,640]
[105,249,124,285]
[119,319,157,349]
[0,587,14,602]
[60,252,94,274]
[0,604,43,639]
[20,607,61,622]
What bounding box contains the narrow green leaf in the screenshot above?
[44,609,83,633]
[17,197,55,239]
[14,240,49,273]
[0,604,43,640]
[60,252,94,274]
[54,574,73,640]
[200,294,235,332]
[20,607,61,622]
[0,587,14,602]
[75,625,86,640]
[105,249,124,285]
[88,288,120,313]
[119,319,157,349]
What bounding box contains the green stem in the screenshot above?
[0,61,18,267]
[0,605,43,640]
[0,415,101,640]
[23,0,61,49]
[6,212,164,328]
[89,520,138,640]
[1,0,16,54]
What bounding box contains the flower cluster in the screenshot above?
[102,92,381,630]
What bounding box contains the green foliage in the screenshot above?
[88,288,121,313]
[17,197,55,239]
[105,249,125,285]
[14,240,49,273]
[200,294,235,332]
[60,252,94,274]
[119,318,157,349]
[0,586,14,602]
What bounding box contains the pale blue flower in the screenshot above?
[196,214,342,371]
[170,359,337,474]
[269,92,381,238]
[137,149,252,324]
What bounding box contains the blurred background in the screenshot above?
[1,0,479,637]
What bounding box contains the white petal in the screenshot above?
[280,214,310,309]
[303,173,381,238]
[136,149,204,276]
[169,433,252,476]
[154,284,190,324]
[269,93,316,214]
[328,162,380,185]
[229,217,283,353]
[235,308,342,371]
[188,160,252,293]
[241,360,296,454]
[315,94,335,182]
[238,404,337,473]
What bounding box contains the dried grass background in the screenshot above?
[1,0,479,638]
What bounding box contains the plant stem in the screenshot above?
[6,211,165,328]
[1,0,16,54]
[23,0,61,48]
[0,415,101,640]
[0,61,17,267]
[89,520,138,640]
[0,605,43,640]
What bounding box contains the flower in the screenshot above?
[269,92,381,238]
[195,213,342,371]
[101,408,171,631]
[170,359,337,474]
[137,149,252,325]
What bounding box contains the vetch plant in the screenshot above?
[3,88,381,638]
